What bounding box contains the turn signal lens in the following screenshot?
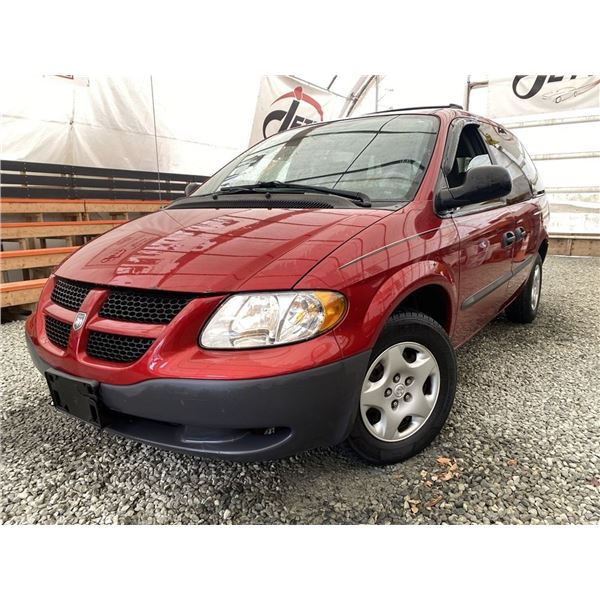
[314,291,348,331]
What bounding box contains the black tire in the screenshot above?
[505,254,543,324]
[347,311,457,465]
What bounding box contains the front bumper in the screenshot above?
[27,334,370,461]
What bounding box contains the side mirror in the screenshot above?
[184,182,202,197]
[436,165,512,211]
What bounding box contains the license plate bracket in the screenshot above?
[45,369,110,428]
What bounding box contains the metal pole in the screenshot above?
[546,186,600,194]
[288,75,349,99]
[501,115,600,129]
[150,75,162,202]
[532,151,600,161]
[464,78,488,110]
[345,75,378,117]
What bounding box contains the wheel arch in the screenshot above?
[361,260,458,349]
[391,283,453,332]
[538,237,549,262]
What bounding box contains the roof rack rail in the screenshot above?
[366,104,464,115]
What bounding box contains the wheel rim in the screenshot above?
[530,264,541,310]
[360,341,441,443]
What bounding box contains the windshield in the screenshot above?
[193,114,440,207]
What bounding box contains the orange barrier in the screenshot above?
[0,278,48,307]
[1,198,167,214]
[0,194,168,313]
[1,246,80,271]
[1,220,126,240]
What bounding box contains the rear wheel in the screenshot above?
[505,254,543,324]
[347,311,457,465]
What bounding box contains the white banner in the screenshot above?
[1,75,258,175]
[249,76,346,146]
[488,75,600,118]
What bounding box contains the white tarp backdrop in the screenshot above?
[480,75,599,235]
[487,75,600,118]
[249,76,347,146]
[0,75,259,175]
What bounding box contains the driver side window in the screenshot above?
[447,124,490,188]
[447,124,501,213]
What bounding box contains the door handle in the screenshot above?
[502,231,516,247]
[515,226,526,241]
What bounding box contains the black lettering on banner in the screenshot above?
[261,86,323,140]
[292,115,317,128]
[278,100,300,132]
[512,75,581,99]
[512,75,547,99]
[262,110,287,138]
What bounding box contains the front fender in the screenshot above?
[364,260,458,345]
[331,260,458,357]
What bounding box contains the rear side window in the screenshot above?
[521,144,544,195]
[478,122,541,202]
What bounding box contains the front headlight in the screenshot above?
[200,291,346,349]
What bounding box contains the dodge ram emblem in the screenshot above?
[73,312,87,331]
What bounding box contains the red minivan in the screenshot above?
[26,106,549,465]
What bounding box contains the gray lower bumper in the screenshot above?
[27,335,370,461]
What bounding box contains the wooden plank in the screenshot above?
[1,199,86,214]
[0,278,47,307]
[1,188,78,199]
[1,187,181,201]
[549,237,573,256]
[84,199,168,213]
[0,160,72,175]
[1,159,208,183]
[549,236,600,257]
[1,246,79,271]
[2,173,187,192]
[570,238,600,257]
[1,220,125,239]
[0,198,167,214]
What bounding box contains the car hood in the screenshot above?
[56,207,386,293]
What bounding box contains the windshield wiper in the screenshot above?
[216,180,371,207]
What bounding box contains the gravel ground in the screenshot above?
[1,255,599,525]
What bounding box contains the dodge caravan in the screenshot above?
[26,105,549,464]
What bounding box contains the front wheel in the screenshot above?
[347,311,457,465]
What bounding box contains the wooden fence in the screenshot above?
[1,160,207,314]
